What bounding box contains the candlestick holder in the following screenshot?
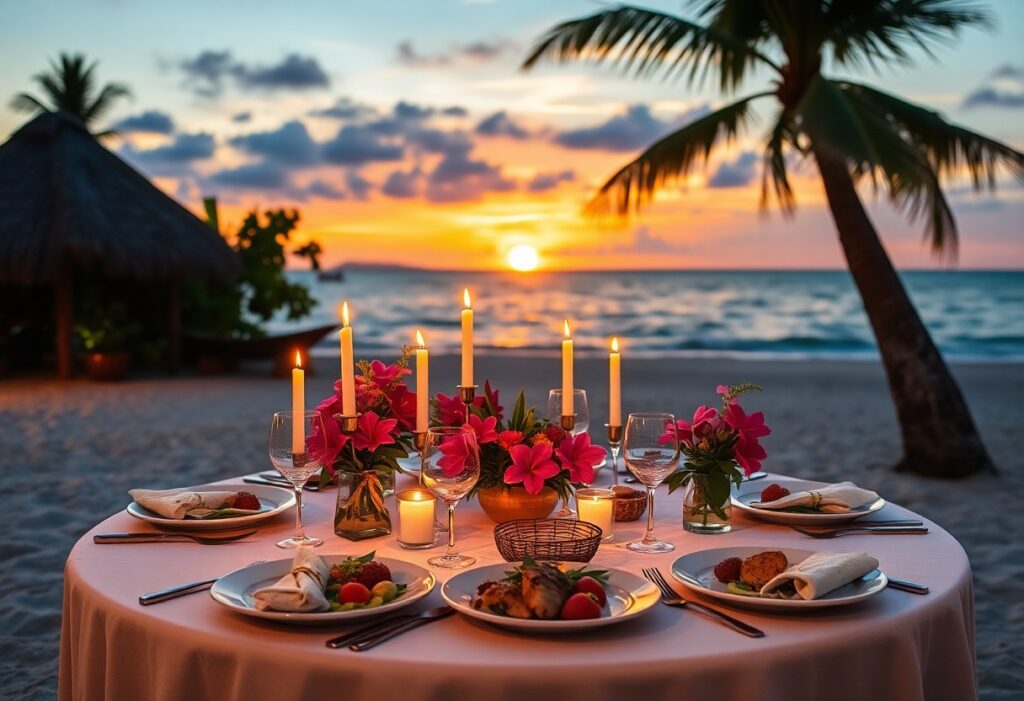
[605,424,623,487]
[335,413,360,433]
[412,431,427,453]
[458,384,477,422]
[290,452,308,468]
[561,414,576,432]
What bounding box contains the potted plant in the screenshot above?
[435,383,604,523]
[74,301,138,381]
[665,384,771,534]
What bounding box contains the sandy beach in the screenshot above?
[1,355,1022,700]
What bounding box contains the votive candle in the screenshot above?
[576,488,615,542]
[397,489,436,548]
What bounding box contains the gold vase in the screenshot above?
[478,485,559,523]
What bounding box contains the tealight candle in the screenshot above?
[576,488,615,542]
[397,489,436,549]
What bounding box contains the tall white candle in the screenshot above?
[609,337,621,426]
[291,350,305,455]
[461,288,473,387]
[339,302,356,416]
[415,329,429,433]
[562,320,574,416]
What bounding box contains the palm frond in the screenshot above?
[522,5,780,93]
[587,91,772,216]
[84,82,132,123]
[9,93,48,114]
[761,110,798,215]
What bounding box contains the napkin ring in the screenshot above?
[291,566,325,589]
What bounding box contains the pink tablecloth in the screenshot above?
[59,473,976,701]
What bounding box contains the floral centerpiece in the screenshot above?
[308,356,415,540]
[433,382,605,523]
[664,384,771,534]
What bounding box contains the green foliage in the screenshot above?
[182,206,320,338]
[73,297,139,352]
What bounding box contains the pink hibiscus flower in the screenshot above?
[386,385,417,432]
[305,403,349,471]
[435,392,483,425]
[661,406,718,448]
[352,411,398,453]
[504,443,560,495]
[555,433,607,485]
[723,402,771,475]
[464,414,498,444]
[367,360,410,388]
[437,433,476,477]
[496,430,525,450]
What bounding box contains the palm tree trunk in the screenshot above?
[810,146,994,478]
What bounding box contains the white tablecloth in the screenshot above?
[59,473,976,701]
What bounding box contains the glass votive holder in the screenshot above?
[576,488,615,542]
[396,489,437,549]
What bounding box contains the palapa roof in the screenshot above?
[0,111,239,285]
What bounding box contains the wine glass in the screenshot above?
[420,426,480,569]
[547,388,590,516]
[623,412,680,553]
[268,410,326,549]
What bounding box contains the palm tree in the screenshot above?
[523,0,1024,478]
[10,53,131,138]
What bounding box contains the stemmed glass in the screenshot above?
[420,426,480,569]
[623,412,680,553]
[548,388,590,516]
[268,410,326,549]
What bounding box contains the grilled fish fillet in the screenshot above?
[521,562,570,619]
[474,581,533,619]
[740,551,788,590]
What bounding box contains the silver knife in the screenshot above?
[348,607,455,652]
[140,560,266,605]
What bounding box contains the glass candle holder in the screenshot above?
[576,488,615,542]
[396,489,437,549]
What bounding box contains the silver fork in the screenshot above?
[792,526,929,539]
[139,560,267,605]
[642,568,765,638]
[93,530,257,545]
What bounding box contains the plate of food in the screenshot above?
[211,551,436,624]
[126,482,296,531]
[441,557,660,632]
[671,546,887,611]
[731,479,885,525]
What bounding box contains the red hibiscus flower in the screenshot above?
[483,380,504,420]
[306,400,350,471]
[352,411,398,453]
[367,360,410,388]
[438,433,476,477]
[661,406,718,448]
[464,414,498,444]
[723,402,770,475]
[435,392,483,425]
[555,433,607,485]
[386,385,417,432]
[504,443,560,495]
[496,430,525,450]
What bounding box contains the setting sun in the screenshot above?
[507,244,540,272]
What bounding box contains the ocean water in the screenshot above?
[272,269,1024,362]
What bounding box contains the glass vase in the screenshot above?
[682,473,732,534]
[335,471,392,540]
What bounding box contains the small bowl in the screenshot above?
[613,486,647,522]
[493,519,602,563]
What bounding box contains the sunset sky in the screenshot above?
[2,0,1023,271]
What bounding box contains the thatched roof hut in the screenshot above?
[0,111,239,377]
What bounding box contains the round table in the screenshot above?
[59,473,976,701]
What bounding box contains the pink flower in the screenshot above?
[661,406,718,447]
[352,411,398,453]
[723,402,771,475]
[555,433,607,485]
[504,442,560,495]
[367,360,410,388]
[496,430,525,450]
[483,380,504,420]
[386,385,417,432]
[464,414,498,444]
[716,384,731,399]
[544,425,567,444]
[438,433,476,477]
[434,392,483,425]
[306,400,350,470]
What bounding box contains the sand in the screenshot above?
[1,355,1022,700]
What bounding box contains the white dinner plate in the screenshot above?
[671,546,888,611]
[731,478,885,525]
[441,562,660,632]
[210,556,435,624]
[126,482,296,531]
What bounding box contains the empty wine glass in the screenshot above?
[547,389,590,435]
[269,410,326,549]
[420,426,480,569]
[623,412,680,553]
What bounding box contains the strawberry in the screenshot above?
[229,491,260,510]
[356,562,392,589]
[571,576,607,608]
[759,483,790,503]
[713,557,742,584]
[339,582,372,604]
[560,592,603,620]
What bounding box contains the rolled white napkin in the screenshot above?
[753,481,879,513]
[252,547,330,612]
[760,551,879,600]
[129,488,258,519]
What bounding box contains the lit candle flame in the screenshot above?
[295,350,302,368]
[611,337,619,353]
[342,301,350,327]
[563,320,571,339]
[416,329,426,348]
[463,288,471,309]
